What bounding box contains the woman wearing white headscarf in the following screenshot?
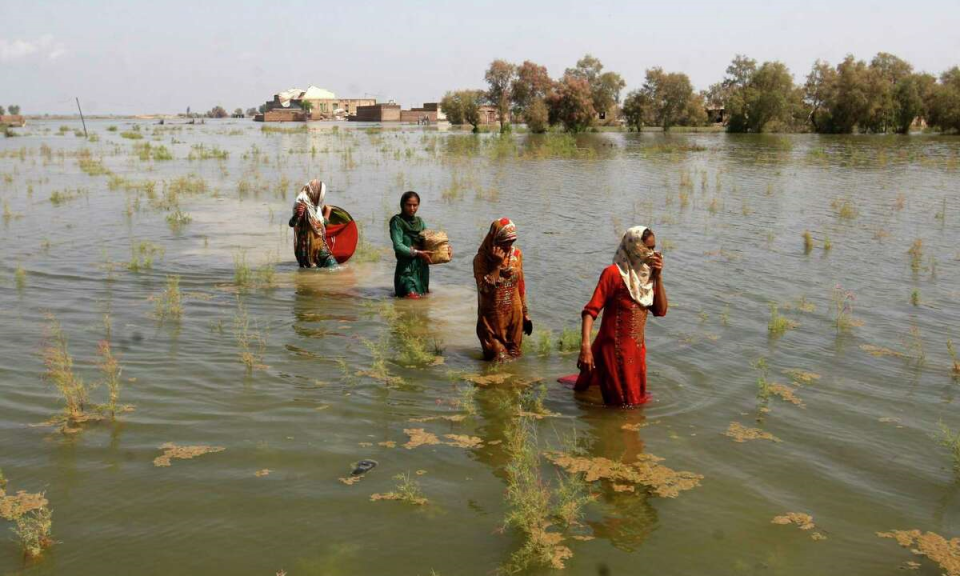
[289,179,337,268]
[572,226,668,406]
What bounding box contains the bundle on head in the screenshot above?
[419,230,452,265]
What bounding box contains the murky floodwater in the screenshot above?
[1,119,959,575]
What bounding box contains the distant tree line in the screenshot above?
[441,53,960,134]
[0,105,22,116]
[441,54,626,133]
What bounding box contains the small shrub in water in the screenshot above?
[501,417,582,572]
[234,302,267,372]
[900,326,925,366]
[767,303,797,336]
[127,240,164,272]
[96,340,125,418]
[154,275,183,323]
[934,421,960,475]
[535,329,553,357]
[234,251,253,288]
[13,506,54,558]
[911,289,920,306]
[831,285,857,333]
[831,197,858,220]
[947,340,960,377]
[42,316,88,422]
[908,239,924,273]
[556,327,580,354]
[802,230,814,254]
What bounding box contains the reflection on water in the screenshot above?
[0,119,959,574]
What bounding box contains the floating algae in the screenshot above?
[0,489,48,520]
[725,422,782,443]
[783,369,821,385]
[338,476,362,486]
[378,441,396,448]
[860,344,904,358]
[545,452,702,498]
[461,373,513,386]
[443,434,484,449]
[403,428,483,450]
[403,428,440,449]
[877,530,960,576]
[408,414,467,423]
[772,512,815,530]
[153,443,225,467]
[768,384,805,407]
[255,469,271,477]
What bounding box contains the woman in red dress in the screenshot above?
[574,226,668,406]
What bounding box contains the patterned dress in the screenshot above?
[574,264,663,406]
[474,219,528,361]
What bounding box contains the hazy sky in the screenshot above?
[2,0,959,115]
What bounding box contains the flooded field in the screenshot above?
[1,119,959,575]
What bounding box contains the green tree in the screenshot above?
[257,104,267,114]
[511,60,553,118]
[485,59,516,132]
[246,107,258,117]
[233,108,244,117]
[440,91,463,125]
[460,90,483,132]
[547,75,595,132]
[565,54,625,122]
[638,67,699,131]
[300,100,313,114]
[206,105,228,119]
[892,75,923,134]
[0,105,5,115]
[927,67,960,133]
[524,98,549,133]
[726,59,798,132]
[621,89,650,131]
[804,60,837,132]
[8,105,20,115]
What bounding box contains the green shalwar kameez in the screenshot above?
[390,214,429,297]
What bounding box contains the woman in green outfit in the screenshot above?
[390,191,433,298]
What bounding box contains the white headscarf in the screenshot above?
[613,226,654,307]
[293,179,327,235]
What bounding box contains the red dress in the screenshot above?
[574,265,664,407]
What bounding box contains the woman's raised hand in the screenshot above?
[296,203,306,217]
[491,246,507,267]
[648,252,663,276]
[416,250,433,264]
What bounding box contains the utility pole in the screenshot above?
[76,97,87,138]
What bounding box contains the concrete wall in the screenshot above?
[259,108,307,122]
[353,104,401,122]
[305,98,376,119]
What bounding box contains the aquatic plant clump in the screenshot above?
[42,316,89,424]
[545,450,702,499]
[12,506,54,558]
[877,530,960,576]
[154,275,184,323]
[501,418,585,572]
[767,303,798,336]
[725,422,781,443]
[370,473,428,506]
[153,443,225,467]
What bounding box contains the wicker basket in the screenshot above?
[420,230,452,265]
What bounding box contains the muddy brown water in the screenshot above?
[1,120,959,575]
